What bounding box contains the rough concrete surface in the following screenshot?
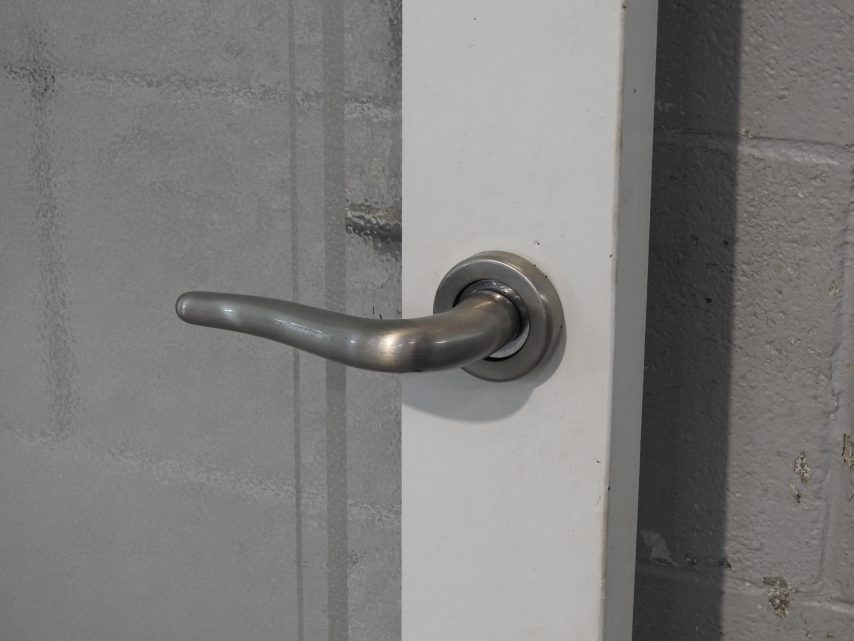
[635,0,854,639]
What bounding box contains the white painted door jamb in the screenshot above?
[402,2,658,640]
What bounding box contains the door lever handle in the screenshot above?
[176,251,563,381]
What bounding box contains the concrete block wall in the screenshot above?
[634,1,854,638]
[0,2,401,640]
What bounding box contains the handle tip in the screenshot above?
[175,292,193,322]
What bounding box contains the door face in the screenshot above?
[402,2,657,640]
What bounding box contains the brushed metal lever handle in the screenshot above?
[176,251,563,381]
[176,289,519,374]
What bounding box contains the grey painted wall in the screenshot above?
[0,1,401,640]
[634,0,854,638]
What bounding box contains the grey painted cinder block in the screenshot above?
[639,0,854,636]
[737,0,854,145]
[828,469,854,602]
[652,0,741,136]
[634,563,854,640]
[636,135,852,635]
[826,361,854,603]
[654,0,854,145]
[723,141,847,590]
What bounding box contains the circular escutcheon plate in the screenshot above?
[434,251,564,381]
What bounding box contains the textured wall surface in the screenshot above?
[634,1,854,638]
[0,2,401,640]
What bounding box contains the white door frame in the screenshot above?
[401,2,658,639]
